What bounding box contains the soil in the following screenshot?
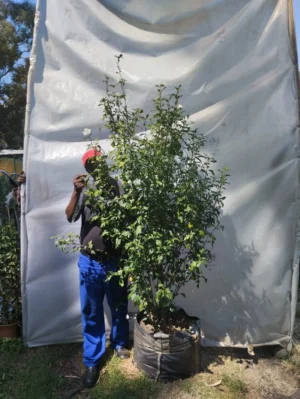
[139,307,199,335]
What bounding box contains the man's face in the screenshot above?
[84,158,96,175]
[84,156,108,178]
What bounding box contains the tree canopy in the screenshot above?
[0,0,35,149]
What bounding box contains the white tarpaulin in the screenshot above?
[22,0,300,348]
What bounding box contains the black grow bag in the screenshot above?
[133,312,201,382]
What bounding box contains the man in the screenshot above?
[66,149,129,388]
[4,171,26,230]
[16,171,26,207]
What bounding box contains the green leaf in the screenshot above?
[135,225,142,235]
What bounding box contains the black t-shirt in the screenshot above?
[73,177,119,256]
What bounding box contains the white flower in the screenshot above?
[133,179,141,185]
[174,156,181,164]
[172,121,184,130]
[177,104,183,109]
[184,117,191,125]
[90,140,99,148]
[83,128,92,137]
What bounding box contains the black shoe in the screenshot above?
[83,366,100,388]
[115,347,130,359]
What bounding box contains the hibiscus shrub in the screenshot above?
[56,56,228,329]
[87,56,228,327]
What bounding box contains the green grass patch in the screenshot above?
[91,355,161,399]
[0,341,74,399]
[222,374,248,399]
[0,338,23,354]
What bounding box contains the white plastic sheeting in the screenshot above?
[22,0,300,347]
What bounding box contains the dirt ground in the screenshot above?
[55,319,300,399]
[56,350,298,399]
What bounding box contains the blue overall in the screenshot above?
[78,253,129,367]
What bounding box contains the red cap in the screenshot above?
[82,149,102,166]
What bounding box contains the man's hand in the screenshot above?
[73,174,86,193]
[66,174,87,222]
[17,171,26,185]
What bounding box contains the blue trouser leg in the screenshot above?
[105,275,129,349]
[78,253,129,367]
[79,254,106,367]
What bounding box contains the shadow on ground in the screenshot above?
[55,344,298,399]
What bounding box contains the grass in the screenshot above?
[0,340,241,399]
[0,339,73,399]
[222,375,248,399]
[91,355,161,399]
[90,354,236,399]
[0,338,299,399]
[284,342,300,379]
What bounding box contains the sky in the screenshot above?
[15,0,300,69]
[294,0,300,64]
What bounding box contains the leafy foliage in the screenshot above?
[0,0,35,148]
[56,56,228,328]
[52,232,81,254]
[0,223,21,324]
[0,337,23,353]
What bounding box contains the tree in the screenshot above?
[0,0,35,149]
